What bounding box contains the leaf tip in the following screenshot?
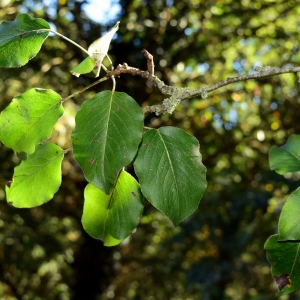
[70,71,80,77]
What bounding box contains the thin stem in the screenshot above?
[63,147,73,154]
[111,76,116,94]
[50,29,90,56]
[106,54,114,72]
[105,54,116,93]
[101,64,109,73]
[61,76,109,102]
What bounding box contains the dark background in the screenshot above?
[1,0,300,299]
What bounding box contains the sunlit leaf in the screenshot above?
[0,88,63,154]
[269,135,300,175]
[0,13,50,68]
[134,126,207,226]
[82,170,144,246]
[70,56,96,77]
[72,91,143,194]
[265,234,300,295]
[6,142,64,208]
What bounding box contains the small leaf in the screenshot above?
[82,170,144,246]
[72,91,143,194]
[0,88,63,154]
[70,56,96,77]
[6,142,64,208]
[0,14,50,68]
[87,21,119,77]
[269,135,300,174]
[278,187,300,241]
[265,234,300,295]
[134,126,207,226]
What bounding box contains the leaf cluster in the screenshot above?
[0,14,207,247]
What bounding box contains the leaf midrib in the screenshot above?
[0,28,50,44]
[12,147,63,187]
[157,130,180,220]
[100,91,114,192]
[14,97,62,151]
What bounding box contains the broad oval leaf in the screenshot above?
[72,91,144,194]
[5,142,64,208]
[0,14,50,68]
[82,170,144,246]
[265,234,300,295]
[0,88,63,154]
[278,187,300,241]
[70,56,96,77]
[269,135,300,175]
[134,126,207,226]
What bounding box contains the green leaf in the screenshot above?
[278,187,300,241]
[265,234,300,295]
[134,126,207,226]
[0,88,63,154]
[269,135,300,175]
[0,14,50,68]
[72,91,144,194]
[5,142,64,208]
[82,170,144,246]
[70,56,96,77]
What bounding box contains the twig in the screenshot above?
[141,49,155,75]
[107,52,300,115]
[50,29,90,56]
[62,76,108,102]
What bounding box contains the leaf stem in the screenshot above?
[106,54,116,93]
[50,29,90,56]
[63,147,73,154]
[61,76,109,102]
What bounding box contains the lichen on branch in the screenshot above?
[107,50,300,115]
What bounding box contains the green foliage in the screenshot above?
[82,170,143,245]
[6,142,64,208]
[0,14,49,67]
[269,135,300,175]
[70,56,96,77]
[265,234,300,296]
[72,91,144,194]
[266,134,300,295]
[134,127,207,226]
[0,88,63,154]
[278,187,300,240]
[1,3,300,298]
[0,14,207,248]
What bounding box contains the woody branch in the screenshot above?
[107,49,300,115]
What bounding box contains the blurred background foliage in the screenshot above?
[1,0,300,299]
